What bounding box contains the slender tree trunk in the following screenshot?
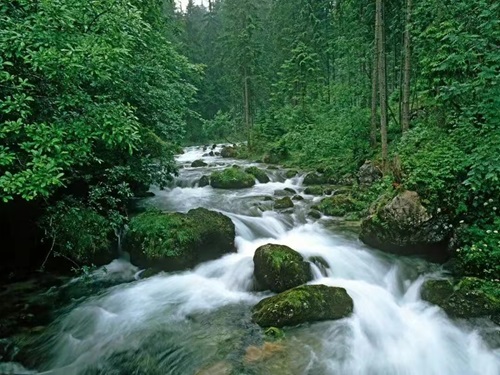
[402,0,412,132]
[376,0,388,170]
[243,66,251,144]
[370,36,378,148]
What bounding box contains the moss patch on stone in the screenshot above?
[252,285,354,327]
[274,197,294,210]
[210,167,256,189]
[253,244,311,292]
[421,277,500,323]
[125,208,235,271]
[316,194,358,216]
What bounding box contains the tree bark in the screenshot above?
[376,0,388,170]
[243,66,251,145]
[402,0,412,132]
[370,37,378,148]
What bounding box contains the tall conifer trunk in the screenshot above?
[402,0,412,132]
[376,0,388,170]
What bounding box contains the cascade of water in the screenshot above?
[6,145,498,375]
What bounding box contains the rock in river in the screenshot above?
[252,284,354,327]
[253,244,312,292]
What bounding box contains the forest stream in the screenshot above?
[1,146,499,375]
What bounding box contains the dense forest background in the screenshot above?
[0,0,498,283]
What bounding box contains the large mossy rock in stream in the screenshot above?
[421,278,500,323]
[245,166,270,183]
[221,146,238,158]
[359,190,451,261]
[210,167,256,189]
[252,285,354,327]
[253,244,312,292]
[125,208,235,271]
[191,159,208,167]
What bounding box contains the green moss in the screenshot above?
[274,197,294,209]
[210,167,256,189]
[252,285,354,327]
[421,277,500,322]
[285,170,298,179]
[125,208,235,271]
[127,210,198,259]
[317,195,357,217]
[245,166,270,183]
[253,244,312,293]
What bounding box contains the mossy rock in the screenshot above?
[359,191,451,261]
[292,195,304,201]
[304,186,328,196]
[285,170,298,179]
[421,277,500,323]
[245,166,270,183]
[253,244,311,293]
[252,284,354,327]
[274,197,294,210]
[191,159,207,167]
[210,167,256,189]
[308,210,321,219]
[316,195,357,217]
[303,173,329,185]
[221,146,237,158]
[198,175,210,187]
[125,208,235,271]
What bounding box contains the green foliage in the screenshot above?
[0,0,197,202]
[40,199,112,263]
[456,218,500,281]
[127,210,197,259]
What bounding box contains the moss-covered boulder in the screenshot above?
[252,285,354,327]
[210,167,256,189]
[125,208,236,271]
[360,190,451,261]
[274,197,294,210]
[191,159,207,167]
[421,278,500,323]
[303,173,329,185]
[316,194,357,217]
[253,244,311,292]
[285,170,298,179]
[221,146,237,158]
[245,166,270,183]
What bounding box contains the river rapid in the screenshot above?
[4,145,500,375]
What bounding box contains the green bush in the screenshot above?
[40,199,112,263]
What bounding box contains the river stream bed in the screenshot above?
[2,146,499,375]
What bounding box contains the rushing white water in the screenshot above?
[8,145,499,375]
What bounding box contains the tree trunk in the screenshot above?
[376,0,388,170]
[243,66,251,144]
[370,37,378,148]
[402,0,412,132]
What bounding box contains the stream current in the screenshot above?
[6,146,500,375]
